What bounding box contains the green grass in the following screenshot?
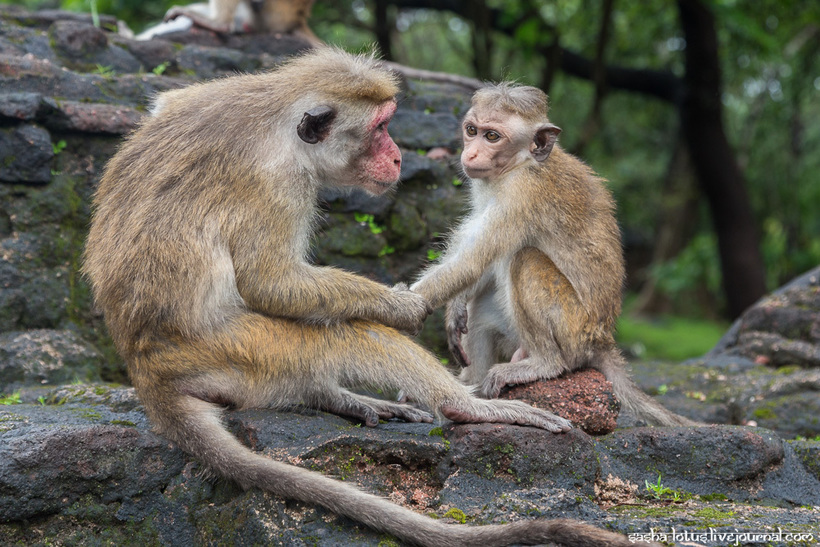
[616,313,727,362]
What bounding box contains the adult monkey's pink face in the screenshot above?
[297,99,402,196]
[360,100,402,192]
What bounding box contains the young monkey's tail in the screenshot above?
[596,349,699,427]
[146,391,640,547]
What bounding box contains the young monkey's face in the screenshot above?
[460,109,561,180]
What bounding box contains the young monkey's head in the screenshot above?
[461,83,562,180]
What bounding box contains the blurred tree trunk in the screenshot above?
[633,138,700,315]
[469,0,493,80]
[538,34,561,94]
[571,0,614,156]
[677,0,766,317]
[374,0,394,61]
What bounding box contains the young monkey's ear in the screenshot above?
[297,105,336,144]
[531,123,562,162]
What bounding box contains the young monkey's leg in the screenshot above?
[480,247,588,398]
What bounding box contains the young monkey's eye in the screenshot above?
[485,131,501,142]
[465,125,477,136]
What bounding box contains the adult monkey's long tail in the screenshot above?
[146,390,640,546]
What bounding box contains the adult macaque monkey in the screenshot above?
[164,0,322,45]
[411,83,696,427]
[84,49,635,546]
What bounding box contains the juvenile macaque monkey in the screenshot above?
[411,83,696,427]
[83,49,636,546]
[164,0,322,45]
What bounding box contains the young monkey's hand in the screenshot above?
[445,297,470,367]
[386,283,432,335]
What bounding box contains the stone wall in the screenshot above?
[0,5,470,389]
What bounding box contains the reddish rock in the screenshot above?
[498,368,620,435]
[54,102,142,134]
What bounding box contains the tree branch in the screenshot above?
[383,0,682,102]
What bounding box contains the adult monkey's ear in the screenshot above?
[531,123,562,162]
[297,105,336,144]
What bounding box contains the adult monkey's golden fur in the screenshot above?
[84,49,637,546]
[412,83,697,427]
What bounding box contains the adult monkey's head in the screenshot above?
[292,48,403,196]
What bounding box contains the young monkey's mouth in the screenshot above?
[463,166,492,178]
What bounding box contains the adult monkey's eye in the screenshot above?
[485,131,501,142]
[465,125,477,136]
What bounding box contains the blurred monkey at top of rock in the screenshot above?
[411,83,698,427]
[83,48,642,546]
[147,0,322,45]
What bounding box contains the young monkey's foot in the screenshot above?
[479,357,562,399]
[480,367,535,398]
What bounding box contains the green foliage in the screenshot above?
[644,474,681,501]
[353,212,384,235]
[426,248,442,261]
[52,139,67,155]
[616,310,726,362]
[794,435,820,442]
[152,62,168,75]
[645,233,725,316]
[0,392,22,405]
[443,507,467,524]
[92,64,115,77]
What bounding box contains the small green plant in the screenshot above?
[152,62,169,75]
[37,396,47,406]
[52,139,67,155]
[0,393,22,405]
[794,434,820,441]
[443,508,467,524]
[451,177,463,187]
[353,212,385,235]
[657,384,669,396]
[378,245,395,257]
[93,64,115,78]
[700,492,728,502]
[645,474,680,501]
[427,248,442,261]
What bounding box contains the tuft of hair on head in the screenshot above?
[278,46,400,105]
[472,82,550,122]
